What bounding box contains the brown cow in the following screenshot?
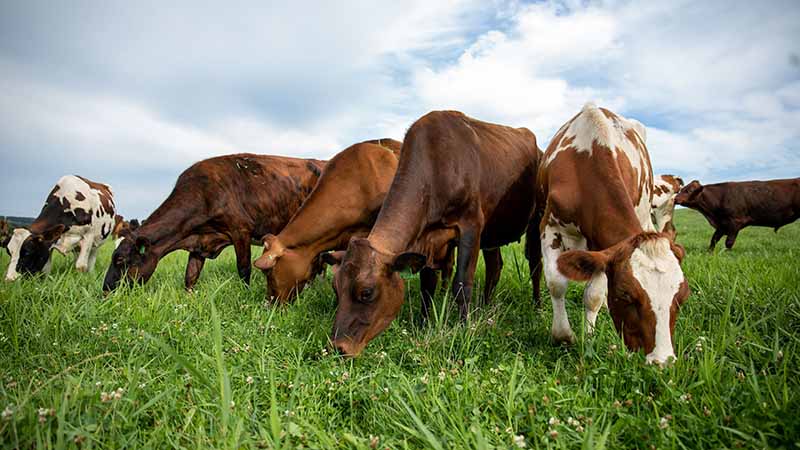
[675,178,800,251]
[253,138,472,305]
[651,174,683,240]
[326,111,542,356]
[537,103,688,365]
[102,154,325,292]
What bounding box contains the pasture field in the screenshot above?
[0,209,798,449]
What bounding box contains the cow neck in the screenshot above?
[366,182,425,256]
[137,207,201,258]
[588,211,643,251]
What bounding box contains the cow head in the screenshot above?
[557,232,689,364]
[675,180,703,207]
[254,234,325,303]
[18,225,65,275]
[103,234,157,292]
[327,238,426,356]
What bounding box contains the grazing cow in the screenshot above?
[254,139,467,304]
[112,216,140,248]
[651,175,684,240]
[675,178,800,251]
[102,154,326,292]
[7,175,118,280]
[537,103,688,364]
[325,111,542,356]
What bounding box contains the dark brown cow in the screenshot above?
[537,103,688,365]
[325,111,542,356]
[102,154,325,292]
[253,138,475,305]
[675,178,800,251]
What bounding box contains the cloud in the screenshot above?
[1,0,798,218]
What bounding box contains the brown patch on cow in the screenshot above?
[75,191,86,201]
[77,176,114,215]
[600,107,618,120]
[550,232,563,250]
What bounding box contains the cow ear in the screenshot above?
[391,252,427,274]
[557,250,609,281]
[670,241,686,263]
[129,219,140,230]
[40,224,66,242]
[254,235,285,271]
[688,184,704,200]
[320,251,345,267]
[135,236,150,255]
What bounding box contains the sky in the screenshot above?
[1,0,798,219]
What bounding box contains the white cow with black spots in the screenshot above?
[5,175,119,281]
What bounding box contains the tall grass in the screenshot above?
[0,209,798,448]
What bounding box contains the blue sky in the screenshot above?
[1,0,798,219]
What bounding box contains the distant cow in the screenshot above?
[325,111,542,356]
[537,104,688,364]
[0,219,11,251]
[103,154,326,292]
[254,139,473,305]
[651,175,684,240]
[675,178,800,251]
[6,175,118,281]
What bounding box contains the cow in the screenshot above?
[324,111,542,356]
[6,175,118,281]
[102,154,326,293]
[651,175,683,240]
[675,178,800,251]
[112,216,140,248]
[536,103,689,365]
[253,138,473,306]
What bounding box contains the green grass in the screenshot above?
[1,209,798,449]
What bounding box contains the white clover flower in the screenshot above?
[1,405,13,421]
[513,434,526,448]
[659,417,669,429]
[246,376,254,385]
[548,417,560,426]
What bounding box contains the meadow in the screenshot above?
[0,209,798,449]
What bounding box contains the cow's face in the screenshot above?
[17,225,64,275]
[675,180,703,206]
[558,233,689,364]
[327,238,425,357]
[254,234,322,303]
[103,235,157,292]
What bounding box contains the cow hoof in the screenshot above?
[76,266,88,273]
[552,329,576,346]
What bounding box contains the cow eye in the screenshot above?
[358,287,375,303]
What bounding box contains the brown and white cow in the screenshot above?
[7,175,118,281]
[651,174,684,240]
[253,138,469,306]
[675,178,800,251]
[536,103,688,364]
[103,154,326,292]
[326,111,542,356]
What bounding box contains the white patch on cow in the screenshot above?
[4,228,31,281]
[629,238,684,364]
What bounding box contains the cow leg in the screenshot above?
[185,252,206,292]
[438,245,455,292]
[708,229,724,252]
[482,248,503,304]
[725,228,740,250]
[86,245,99,272]
[452,226,481,321]
[419,267,438,323]
[232,235,252,285]
[542,224,576,345]
[525,224,543,308]
[75,236,94,272]
[583,272,608,335]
